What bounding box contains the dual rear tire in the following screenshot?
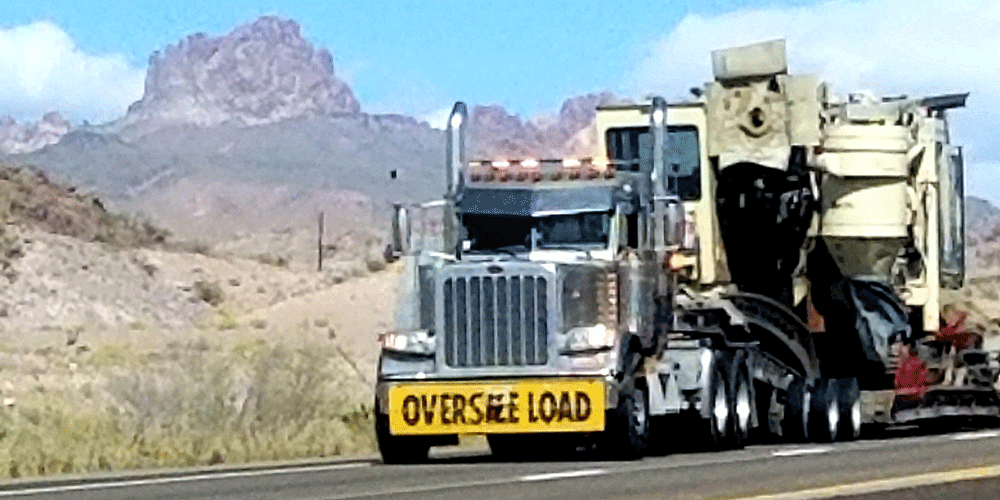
[782,377,861,443]
[694,351,752,451]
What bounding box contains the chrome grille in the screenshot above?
[443,274,548,367]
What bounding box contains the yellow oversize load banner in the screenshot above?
[388,379,605,435]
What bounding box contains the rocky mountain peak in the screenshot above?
[0,112,71,155]
[124,16,359,130]
[470,92,625,159]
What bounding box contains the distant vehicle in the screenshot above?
[374,39,997,463]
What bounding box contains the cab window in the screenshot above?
[605,125,702,201]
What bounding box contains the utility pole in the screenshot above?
[317,211,324,272]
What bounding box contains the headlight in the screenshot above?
[380,330,435,356]
[563,324,615,352]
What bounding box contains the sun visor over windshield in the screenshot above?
[458,186,616,217]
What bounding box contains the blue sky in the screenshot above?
[1,0,998,203]
[0,0,818,118]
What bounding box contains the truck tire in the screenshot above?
[698,354,732,450]
[835,378,862,441]
[604,374,649,459]
[729,360,754,448]
[781,377,810,442]
[375,402,430,464]
[808,379,840,443]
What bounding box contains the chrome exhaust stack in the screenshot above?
[444,102,467,254]
[446,102,467,197]
[649,96,682,249]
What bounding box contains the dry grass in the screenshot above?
[0,339,375,478]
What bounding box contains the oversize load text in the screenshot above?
[397,390,594,427]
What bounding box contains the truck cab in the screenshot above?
[595,101,726,287]
[374,100,681,462]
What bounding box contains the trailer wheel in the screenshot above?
[835,378,862,441]
[375,401,430,464]
[781,377,810,442]
[730,362,754,448]
[604,375,649,459]
[698,354,732,450]
[809,379,840,443]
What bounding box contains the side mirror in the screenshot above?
[390,203,411,258]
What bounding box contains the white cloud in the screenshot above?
[0,21,145,123]
[420,106,453,130]
[628,0,1000,203]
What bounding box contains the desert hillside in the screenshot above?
[0,162,401,476]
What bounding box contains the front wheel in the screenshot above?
[603,376,649,460]
[375,402,430,464]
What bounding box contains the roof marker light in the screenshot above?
[652,108,665,125]
[521,159,539,168]
[449,112,463,129]
[562,158,582,168]
[491,160,510,168]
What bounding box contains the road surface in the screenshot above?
[1,428,999,499]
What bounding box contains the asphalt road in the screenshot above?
[2,428,999,500]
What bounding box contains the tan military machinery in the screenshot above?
[596,39,983,440]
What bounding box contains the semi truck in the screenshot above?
[373,39,998,463]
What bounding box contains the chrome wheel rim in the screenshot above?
[631,387,648,437]
[851,398,862,434]
[736,379,751,435]
[801,390,811,434]
[828,397,839,439]
[714,382,729,435]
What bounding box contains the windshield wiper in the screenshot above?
[537,244,601,251]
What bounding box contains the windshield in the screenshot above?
[463,212,610,253]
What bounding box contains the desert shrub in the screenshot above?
[0,341,375,478]
[218,310,237,330]
[88,343,139,367]
[365,256,387,273]
[194,280,225,307]
[253,253,289,267]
